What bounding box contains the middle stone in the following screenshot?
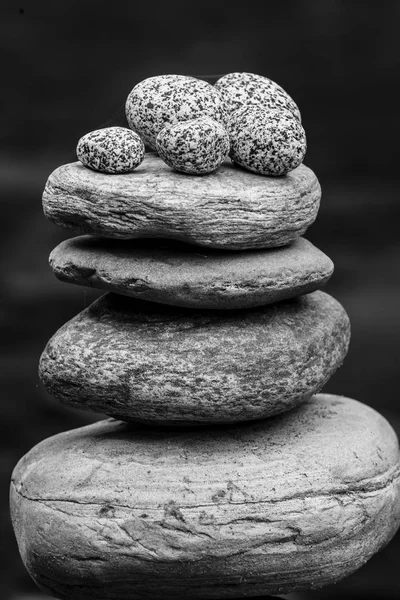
[39,291,350,425]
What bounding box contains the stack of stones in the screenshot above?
[10,73,400,600]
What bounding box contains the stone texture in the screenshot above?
[76,127,145,174]
[156,116,229,175]
[228,108,307,176]
[215,71,301,120]
[42,154,321,250]
[125,75,227,150]
[10,394,400,599]
[49,236,334,310]
[39,291,350,425]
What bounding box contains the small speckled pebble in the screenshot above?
[125,75,227,150]
[228,107,307,176]
[76,127,145,174]
[215,72,301,121]
[156,117,229,175]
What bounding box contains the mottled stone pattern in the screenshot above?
[39,291,350,425]
[10,395,400,600]
[49,236,334,310]
[215,71,301,120]
[42,155,321,250]
[125,75,227,150]
[156,116,229,175]
[228,107,307,176]
[76,127,145,174]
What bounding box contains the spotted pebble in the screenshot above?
[125,75,227,150]
[76,127,145,174]
[215,72,301,121]
[228,107,307,176]
[156,117,230,175]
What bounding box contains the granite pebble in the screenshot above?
[228,107,307,176]
[125,75,227,150]
[76,127,145,174]
[39,291,350,425]
[42,154,321,250]
[156,116,229,175]
[215,71,301,120]
[49,236,334,310]
[11,395,400,599]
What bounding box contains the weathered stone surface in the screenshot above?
[11,395,400,599]
[39,291,350,424]
[42,154,321,250]
[49,236,334,310]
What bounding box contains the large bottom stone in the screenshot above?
[39,291,350,425]
[49,236,333,310]
[11,394,400,599]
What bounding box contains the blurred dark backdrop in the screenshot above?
[1,1,400,598]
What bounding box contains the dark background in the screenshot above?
[1,1,400,598]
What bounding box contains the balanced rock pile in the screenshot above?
[11,73,400,600]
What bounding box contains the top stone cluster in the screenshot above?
[77,72,306,177]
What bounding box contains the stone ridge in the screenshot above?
[49,236,334,309]
[10,394,400,599]
[42,154,321,250]
[38,291,350,425]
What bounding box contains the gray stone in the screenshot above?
[125,75,227,150]
[228,107,307,176]
[76,127,145,174]
[215,71,301,120]
[156,116,229,175]
[11,394,400,599]
[39,291,350,425]
[49,236,334,310]
[42,154,321,250]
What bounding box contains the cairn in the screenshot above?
[10,73,400,600]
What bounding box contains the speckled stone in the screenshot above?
[39,291,350,425]
[156,117,229,175]
[42,154,321,250]
[11,395,400,600]
[76,127,145,174]
[228,107,307,176]
[49,236,334,310]
[125,75,227,150]
[215,71,301,120]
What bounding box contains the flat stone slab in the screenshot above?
[11,395,400,599]
[39,291,350,425]
[49,236,334,309]
[42,153,321,250]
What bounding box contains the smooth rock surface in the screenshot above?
[42,154,321,250]
[126,75,227,149]
[11,395,400,599]
[76,127,145,174]
[39,291,350,424]
[215,71,301,120]
[228,108,307,176]
[156,116,229,175]
[49,236,334,310]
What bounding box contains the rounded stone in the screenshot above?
[156,116,229,175]
[215,71,301,120]
[42,154,321,250]
[76,127,145,174]
[49,236,334,310]
[39,291,350,425]
[125,75,227,150]
[228,107,307,176]
[10,395,400,599]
